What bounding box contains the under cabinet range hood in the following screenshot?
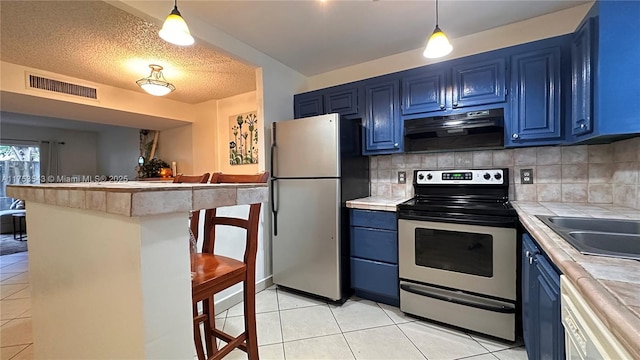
[404,108,505,152]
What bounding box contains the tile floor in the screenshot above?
[1,252,527,359]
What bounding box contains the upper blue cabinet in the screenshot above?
[401,65,447,115]
[294,92,324,118]
[451,57,507,109]
[506,35,572,147]
[293,84,360,119]
[569,0,640,142]
[363,77,402,155]
[571,17,594,137]
[325,86,359,116]
[401,56,507,116]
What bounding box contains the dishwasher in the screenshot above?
[560,276,632,359]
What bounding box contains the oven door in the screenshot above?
[398,219,516,300]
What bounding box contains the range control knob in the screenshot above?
[418,173,425,180]
[483,173,491,180]
[494,172,502,180]
[426,173,433,180]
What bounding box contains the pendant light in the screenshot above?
[423,0,453,59]
[136,65,176,96]
[159,0,195,46]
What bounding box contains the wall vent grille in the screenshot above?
[28,74,97,99]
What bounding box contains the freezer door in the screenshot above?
[272,178,342,300]
[272,114,340,178]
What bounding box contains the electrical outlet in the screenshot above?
[521,168,534,184]
[398,171,406,184]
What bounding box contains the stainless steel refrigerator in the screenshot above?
[271,113,369,301]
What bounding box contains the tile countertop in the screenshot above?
[513,201,640,358]
[7,182,269,217]
[346,196,410,212]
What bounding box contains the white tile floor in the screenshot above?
[1,252,527,360]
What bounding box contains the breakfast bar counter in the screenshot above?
[7,181,268,359]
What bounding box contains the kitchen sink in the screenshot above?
[536,216,640,260]
[543,216,640,234]
[568,232,640,259]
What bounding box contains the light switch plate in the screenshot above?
[521,168,534,184]
[398,171,406,184]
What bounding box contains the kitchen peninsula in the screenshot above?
[6,181,268,359]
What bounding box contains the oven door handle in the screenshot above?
[400,283,515,314]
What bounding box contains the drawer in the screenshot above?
[351,258,399,299]
[350,227,397,264]
[350,209,397,231]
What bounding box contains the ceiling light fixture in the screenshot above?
[423,0,453,59]
[159,0,195,46]
[136,64,176,96]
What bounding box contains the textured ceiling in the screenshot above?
[0,1,257,104]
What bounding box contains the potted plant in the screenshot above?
[139,158,170,178]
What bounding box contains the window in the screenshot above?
[0,144,40,209]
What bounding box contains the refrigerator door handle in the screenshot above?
[270,178,278,236]
[271,122,277,178]
[270,143,276,179]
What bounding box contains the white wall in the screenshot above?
[157,124,194,176]
[304,2,594,91]
[0,122,97,177]
[97,126,139,179]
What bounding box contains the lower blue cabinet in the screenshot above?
[350,209,399,306]
[522,233,564,359]
[351,258,398,300]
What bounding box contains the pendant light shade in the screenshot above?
[159,0,194,46]
[423,0,453,59]
[136,65,176,96]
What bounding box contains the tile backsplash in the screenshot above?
[370,136,640,209]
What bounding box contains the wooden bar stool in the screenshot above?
[191,172,269,360]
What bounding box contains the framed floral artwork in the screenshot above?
[229,111,258,165]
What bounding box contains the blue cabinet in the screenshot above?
[325,86,359,116]
[508,46,564,146]
[401,56,506,116]
[401,66,447,115]
[350,209,399,306]
[522,234,564,360]
[294,92,323,118]
[571,17,594,137]
[293,85,360,119]
[506,35,571,147]
[363,78,402,155]
[451,57,507,109]
[569,1,640,143]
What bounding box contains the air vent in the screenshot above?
[28,74,97,99]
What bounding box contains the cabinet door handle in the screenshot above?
[452,102,458,108]
[439,104,445,110]
[580,123,586,129]
[394,143,399,148]
[512,133,519,140]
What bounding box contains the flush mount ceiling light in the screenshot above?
[159,0,195,46]
[423,0,453,59]
[136,64,176,96]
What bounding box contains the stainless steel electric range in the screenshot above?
[397,168,518,341]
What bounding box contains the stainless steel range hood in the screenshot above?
[404,108,505,152]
